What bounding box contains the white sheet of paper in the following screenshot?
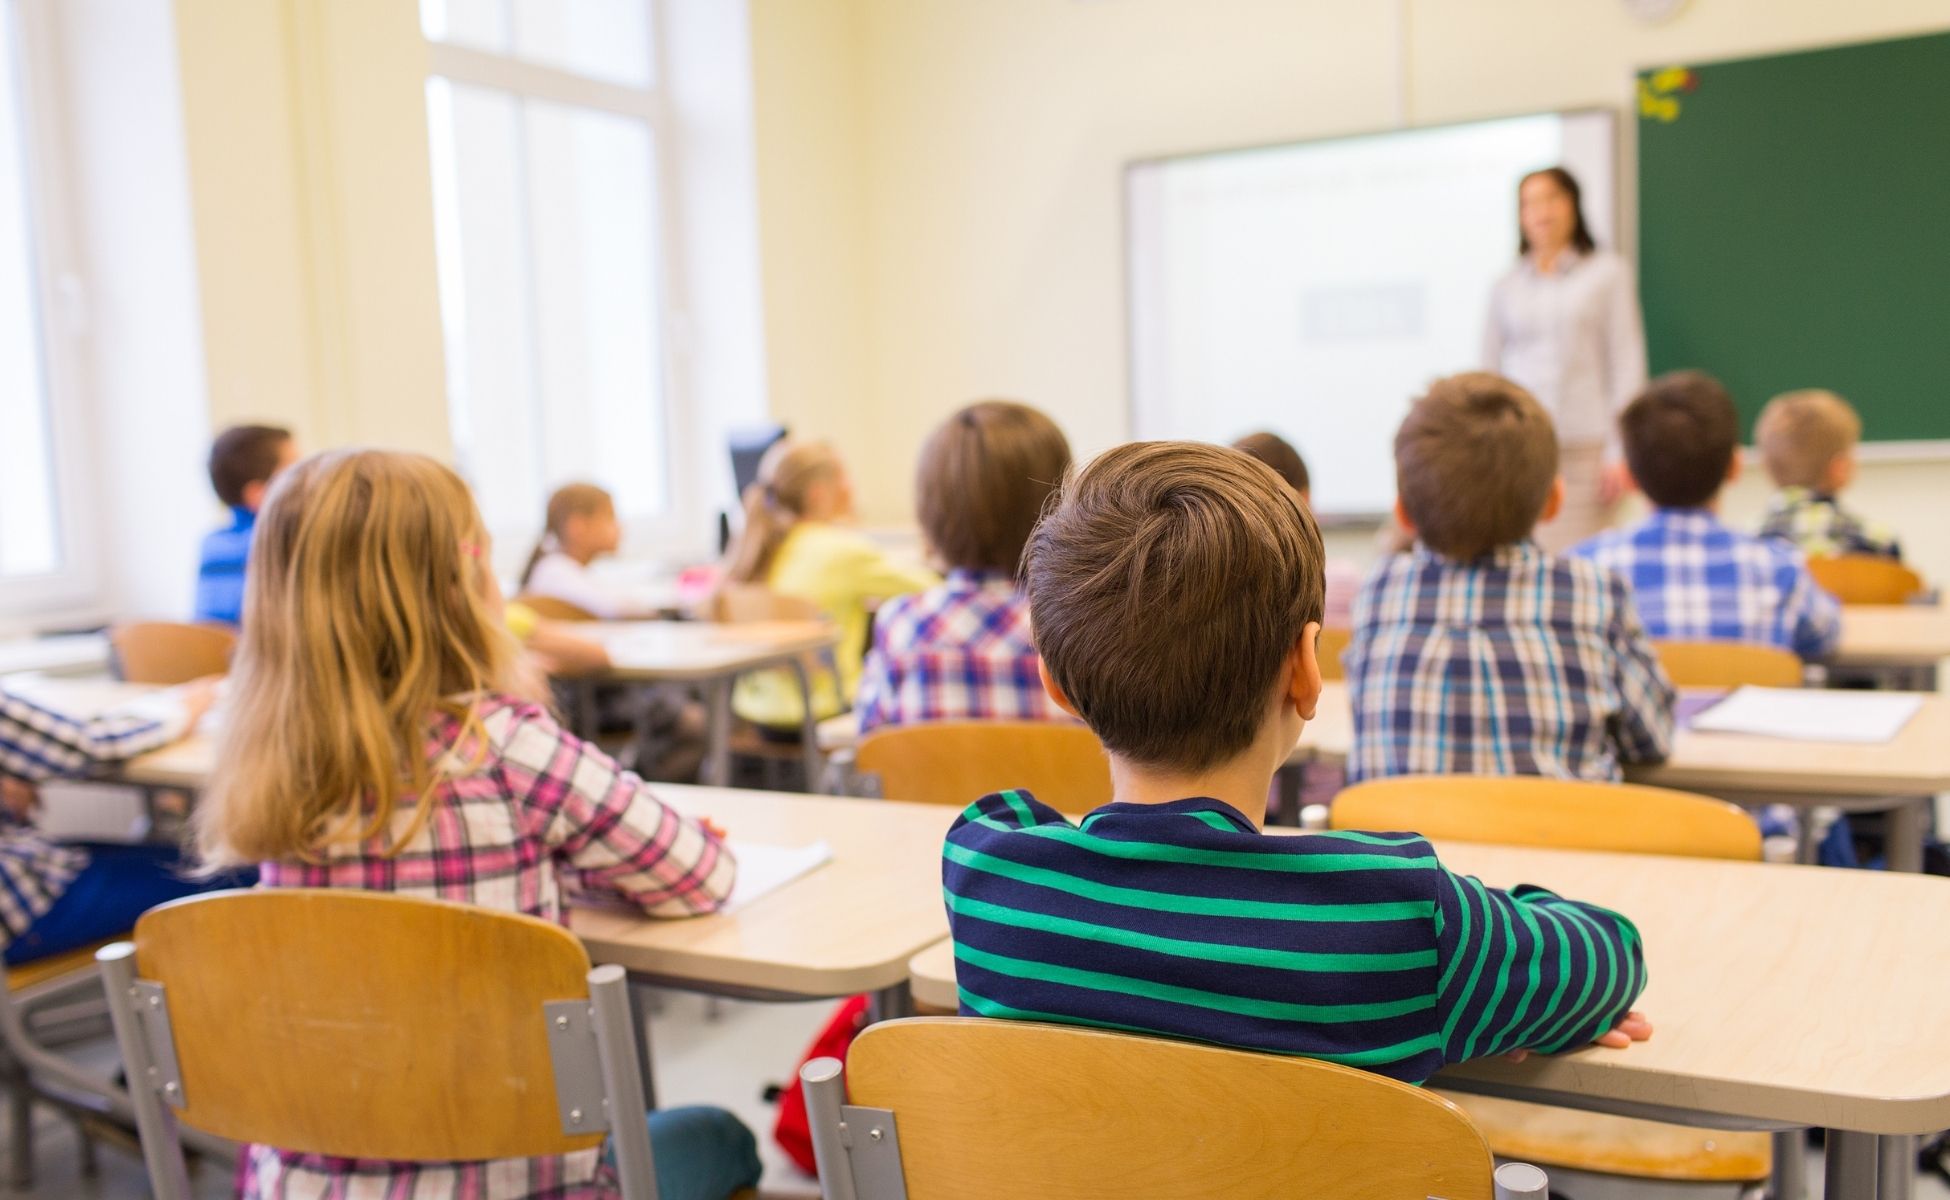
[1689,686,1924,744]
[722,839,834,913]
[602,628,718,670]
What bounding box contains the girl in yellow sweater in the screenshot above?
[721,440,937,728]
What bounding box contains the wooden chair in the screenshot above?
[1316,627,1351,682]
[513,593,599,622]
[1807,554,1925,605]
[97,889,659,1200]
[108,623,235,685]
[802,1016,1547,1200]
[855,721,1112,816]
[1653,640,1804,688]
[1331,775,1769,1189]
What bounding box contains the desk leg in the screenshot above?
[1888,800,1927,874]
[1827,1130,1879,1198]
[788,657,823,791]
[1879,1134,1916,1200]
[702,678,733,787]
[1770,1129,1807,1200]
[866,983,913,1025]
[627,981,660,1111]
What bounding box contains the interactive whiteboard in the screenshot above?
[1127,110,1616,518]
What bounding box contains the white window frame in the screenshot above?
[423,6,706,566]
[0,0,103,624]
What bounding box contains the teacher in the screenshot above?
[1482,166,1647,550]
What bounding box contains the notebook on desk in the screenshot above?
[1687,686,1923,744]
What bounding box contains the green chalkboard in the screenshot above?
[1637,31,1950,443]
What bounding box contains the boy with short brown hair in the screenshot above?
[195,423,299,626]
[1571,371,1841,660]
[942,439,1651,1084]
[1345,373,1673,783]
[1754,388,1901,560]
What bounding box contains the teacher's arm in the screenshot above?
[1600,259,1649,502]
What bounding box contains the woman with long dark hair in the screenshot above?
[1482,166,1647,549]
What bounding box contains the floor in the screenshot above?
[0,989,1943,1199]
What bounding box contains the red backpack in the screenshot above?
[771,994,871,1175]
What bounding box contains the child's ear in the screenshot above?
[1392,496,1416,540]
[1725,447,1744,486]
[1538,476,1566,523]
[1037,658,1083,720]
[240,479,269,512]
[1289,622,1323,723]
[1827,451,1855,493]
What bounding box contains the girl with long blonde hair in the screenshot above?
[197,449,759,1200]
[718,438,936,730]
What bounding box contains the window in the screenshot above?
[0,0,93,615]
[422,0,683,554]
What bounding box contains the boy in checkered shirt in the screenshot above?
[1754,388,1902,561]
[1346,373,1675,784]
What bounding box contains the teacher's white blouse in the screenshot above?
[1482,248,1647,451]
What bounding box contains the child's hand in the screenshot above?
[700,817,728,842]
[1502,1011,1653,1062]
[0,777,38,820]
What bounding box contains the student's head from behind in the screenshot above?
[198,449,524,867]
[208,424,298,513]
[1394,373,1562,561]
[722,438,851,584]
[1756,389,1861,495]
[1517,166,1597,258]
[1231,431,1309,502]
[917,400,1071,578]
[1620,370,1742,511]
[519,482,620,588]
[1025,442,1325,775]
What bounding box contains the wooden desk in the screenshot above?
[1301,682,1950,871]
[0,634,109,678]
[579,620,842,785]
[1835,604,1950,686]
[569,785,955,1016]
[909,842,1950,1197]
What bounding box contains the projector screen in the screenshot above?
[1127,110,1616,518]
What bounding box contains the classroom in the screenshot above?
[0,0,1946,1198]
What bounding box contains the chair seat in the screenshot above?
[5,937,125,994]
[1439,1093,1770,1182]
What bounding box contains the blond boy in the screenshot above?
[1755,389,1902,560]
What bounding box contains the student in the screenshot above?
[1232,431,1365,629]
[194,449,760,1200]
[1344,374,1674,784]
[943,440,1651,1084]
[1754,388,1903,560]
[518,483,665,618]
[720,439,937,730]
[194,424,299,626]
[1571,371,1842,660]
[0,677,244,963]
[856,401,1071,732]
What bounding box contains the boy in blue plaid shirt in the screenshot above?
[1346,373,1674,784]
[1570,371,1841,660]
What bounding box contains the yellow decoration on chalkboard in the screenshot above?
[1639,66,1699,123]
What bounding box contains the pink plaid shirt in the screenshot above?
[239,693,736,1200]
[855,570,1064,734]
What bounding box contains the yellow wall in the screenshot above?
[173,0,449,456]
[749,0,1950,581]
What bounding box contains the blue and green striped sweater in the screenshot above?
[942,790,1646,1084]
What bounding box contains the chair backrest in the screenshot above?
[1331,775,1762,861]
[1807,554,1925,605]
[855,721,1112,815]
[812,1017,1501,1200]
[1317,627,1351,682]
[109,622,236,685]
[513,593,599,622]
[1653,640,1804,688]
[111,889,619,1163]
[713,582,823,624]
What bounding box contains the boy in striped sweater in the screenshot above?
[941,440,1651,1084]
